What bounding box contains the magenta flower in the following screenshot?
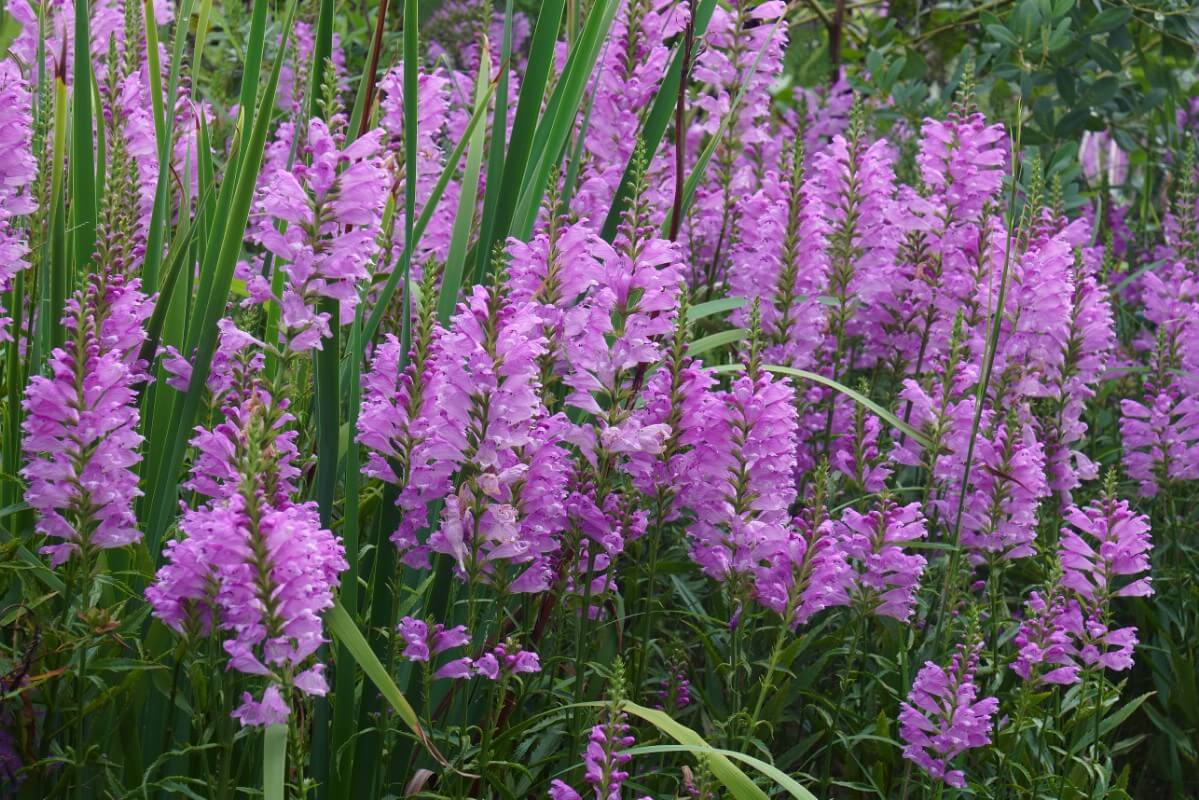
[251,117,389,351]
[583,710,636,800]
[1120,390,1199,497]
[21,275,150,566]
[728,143,830,371]
[957,416,1049,563]
[835,501,928,622]
[1011,591,1082,686]
[1058,497,1153,604]
[570,0,686,221]
[0,61,37,342]
[899,642,998,788]
[754,516,851,627]
[149,378,346,725]
[681,370,798,580]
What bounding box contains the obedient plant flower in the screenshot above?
[1012,589,1082,686]
[810,104,900,370]
[0,61,37,341]
[473,639,543,681]
[561,160,683,425]
[755,511,852,627]
[404,280,567,591]
[395,616,480,679]
[957,413,1049,563]
[899,641,999,788]
[356,269,447,567]
[1041,251,1116,500]
[728,138,830,371]
[1120,385,1199,497]
[21,272,150,566]
[683,0,788,276]
[252,116,389,351]
[835,500,928,622]
[1058,495,1153,605]
[149,382,346,726]
[622,294,715,510]
[579,709,636,800]
[681,359,799,582]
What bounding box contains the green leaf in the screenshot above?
[1070,692,1154,755]
[264,724,287,800]
[477,0,565,262]
[1087,7,1131,35]
[325,602,462,773]
[690,328,748,356]
[145,0,298,553]
[986,24,1019,48]
[687,296,746,323]
[711,363,930,447]
[626,744,819,800]
[0,10,21,61]
[509,0,621,240]
[615,702,815,800]
[440,40,491,324]
[71,0,97,274]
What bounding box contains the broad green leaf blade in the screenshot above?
[399,0,420,369]
[42,76,68,358]
[145,0,298,553]
[626,745,819,800]
[687,296,746,323]
[765,364,930,447]
[690,328,747,356]
[325,601,463,773]
[509,0,620,240]
[330,310,364,800]
[71,0,97,273]
[347,0,389,141]
[476,0,564,262]
[1069,692,1154,755]
[439,38,490,324]
[472,0,513,282]
[264,724,287,800]
[617,702,770,800]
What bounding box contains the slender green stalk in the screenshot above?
[70,0,96,276]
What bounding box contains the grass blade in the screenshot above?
[626,744,819,800]
[329,309,364,800]
[592,701,772,800]
[472,0,513,282]
[70,0,97,273]
[509,0,620,241]
[264,724,287,800]
[325,602,461,773]
[144,0,298,554]
[687,296,746,323]
[710,363,930,448]
[475,0,564,261]
[690,328,748,356]
[439,38,490,323]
